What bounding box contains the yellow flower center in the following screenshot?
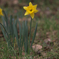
[27,6,34,14]
[30,9,32,11]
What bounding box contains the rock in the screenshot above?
[44,38,52,43]
[45,10,51,16]
[32,44,42,52]
[13,0,18,5]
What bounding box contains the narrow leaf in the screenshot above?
[31,23,38,47]
[13,20,20,51]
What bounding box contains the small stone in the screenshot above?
[44,38,52,43]
[32,44,42,52]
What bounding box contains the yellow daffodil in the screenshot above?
[23,2,38,19]
[0,8,4,16]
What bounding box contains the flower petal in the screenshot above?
[0,8,2,11]
[29,2,33,6]
[24,12,29,15]
[34,4,37,8]
[35,10,38,13]
[30,13,34,19]
[23,2,38,18]
[23,6,27,10]
[1,13,4,16]
[0,8,4,16]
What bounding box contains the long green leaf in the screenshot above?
[10,15,13,35]
[18,20,22,54]
[2,16,8,33]
[31,23,38,47]
[0,23,12,47]
[13,20,20,51]
[24,20,28,53]
[3,10,8,30]
[22,21,26,52]
[2,16,5,27]
[18,21,21,45]
[0,25,7,42]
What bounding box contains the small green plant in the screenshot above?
[0,2,38,56]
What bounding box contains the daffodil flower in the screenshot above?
[0,8,4,16]
[23,2,38,19]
